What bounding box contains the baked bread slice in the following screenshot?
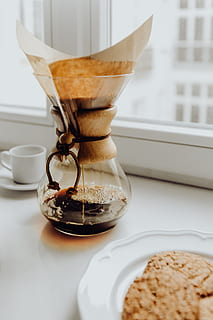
[122,251,213,320]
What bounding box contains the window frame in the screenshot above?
[1,0,213,188]
[0,0,53,125]
[0,0,54,148]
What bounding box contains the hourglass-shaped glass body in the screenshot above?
[38,155,131,236]
[36,74,132,236]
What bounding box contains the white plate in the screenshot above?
[0,167,38,191]
[77,230,213,320]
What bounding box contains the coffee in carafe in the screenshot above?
[40,183,128,236]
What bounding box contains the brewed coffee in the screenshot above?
[41,185,127,235]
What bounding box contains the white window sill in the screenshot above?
[112,119,213,147]
[112,120,213,189]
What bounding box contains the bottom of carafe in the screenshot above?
[49,219,117,237]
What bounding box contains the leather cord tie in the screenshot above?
[46,132,111,192]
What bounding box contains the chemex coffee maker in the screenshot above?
[17,17,152,236]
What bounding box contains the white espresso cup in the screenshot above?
[0,144,46,184]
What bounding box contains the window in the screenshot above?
[107,0,213,187]
[176,103,184,120]
[0,0,48,118]
[180,0,188,9]
[207,105,213,123]
[196,0,205,8]
[193,47,203,61]
[176,83,185,95]
[209,47,213,62]
[191,104,199,122]
[2,0,213,188]
[211,18,213,40]
[208,85,213,97]
[0,0,53,148]
[194,17,203,40]
[179,18,187,41]
[192,84,201,96]
[113,0,213,123]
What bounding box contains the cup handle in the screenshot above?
[0,151,11,171]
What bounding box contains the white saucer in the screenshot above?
[0,167,38,191]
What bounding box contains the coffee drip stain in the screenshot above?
[40,222,114,251]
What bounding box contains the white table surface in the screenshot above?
[1,167,213,320]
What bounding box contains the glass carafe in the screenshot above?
[36,74,132,236]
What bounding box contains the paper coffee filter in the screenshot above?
[90,16,153,63]
[16,15,152,73]
[16,21,72,64]
[16,16,152,110]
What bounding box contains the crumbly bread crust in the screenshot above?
[122,251,213,320]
